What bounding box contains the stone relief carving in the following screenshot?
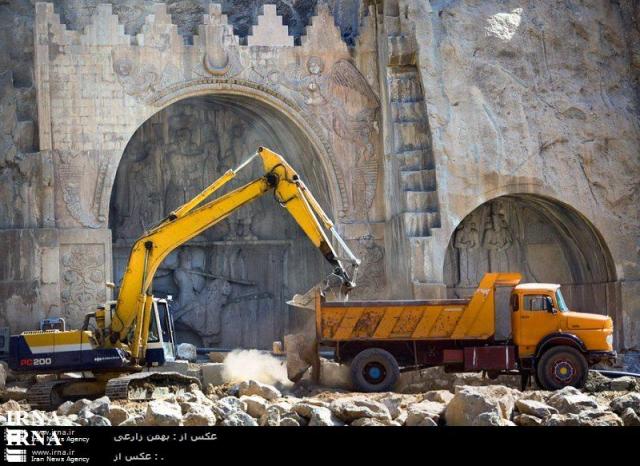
[351,234,385,298]
[113,57,161,101]
[55,150,105,229]
[273,57,381,220]
[446,199,564,291]
[60,245,105,321]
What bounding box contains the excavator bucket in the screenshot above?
[285,287,321,383]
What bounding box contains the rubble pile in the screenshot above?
[1,361,638,427]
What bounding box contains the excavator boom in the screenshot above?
[110,147,359,351]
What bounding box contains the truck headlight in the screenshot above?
[606,334,613,346]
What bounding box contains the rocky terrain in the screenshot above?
[1,357,639,427]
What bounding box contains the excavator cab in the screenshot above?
[144,299,176,366]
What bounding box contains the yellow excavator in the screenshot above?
[8,147,359,408]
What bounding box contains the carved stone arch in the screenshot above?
[101,79,349,223]
[443,190,621,346]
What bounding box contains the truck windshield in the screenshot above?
[555,289,569,312]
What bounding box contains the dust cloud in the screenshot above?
[222,349,292,387]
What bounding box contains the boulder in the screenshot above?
[105,406,129,426]
[176,343,198,362]
[259,406,281,426]
[514,414,544,426]
[148,360,189,375]
[0,399,22,414]
[119,415,145,426]
[547,387,600,414]
[240,395,269,418]
[56,401,74,416]
[307,406,344,426]
[545,410,623,427]
[620,408,640,426]
[279,416,301,426]
[221,411,258,426]
[330,398,391,422]
[88,396,110,416]
[67,399,92,416]
[293,401,330,418]
[405,401,446,425]
[183,403,216,426]
[201,363,226,386]
[475,412,516,426]
[609,393,640,414]
[379,394,417,419]
[87,415,111,426]
[145,400,182,426]
[445,385,519,426]
[237,380,281,400]
[515,399,558,419]
[213,396,247,420]
[4,385,27,401]
[423,390,454,404]
[350,417,394,426]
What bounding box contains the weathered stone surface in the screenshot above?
[3,386,27,401]
[105,406,129,426]
[620,408,640,426]
[422,390,454,405]
[183,406,216,426]
[609,393,640,415]
[237,380,281,401]
[544,411,623,427]
[405,401,446,426]
[240,395,269,418]
[87,415,111,426]
[329,398,391,422]
[514,414,544,426]
[307,406,344,427]
[221,411,258,427]
[67,399,92,416]
[176,343,198,363]
[547,387,600,414]
[445,385,519,426]
[87,396,110,416]
[145,400,182,426]
[515,399,558,419]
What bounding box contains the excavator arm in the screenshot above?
[109,147,359,356]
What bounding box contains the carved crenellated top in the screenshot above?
[35,2,348,50]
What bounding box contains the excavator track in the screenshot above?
[27,380,72,410]
[105,371,201,402]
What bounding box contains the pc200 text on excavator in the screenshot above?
[7,147,360,409]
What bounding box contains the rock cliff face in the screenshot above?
[409,0,640,349]
[0,0,638,354]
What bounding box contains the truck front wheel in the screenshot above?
[536,346,588,390]
[350,348,400,392]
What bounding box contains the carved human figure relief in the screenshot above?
[352,234,385,297]
[453,218,479,287]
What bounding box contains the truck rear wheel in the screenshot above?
[350,348,399,392]
[536,346,588,390]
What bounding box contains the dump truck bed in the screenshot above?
[316,273,522,342]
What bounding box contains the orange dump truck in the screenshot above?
[289,273,616,392]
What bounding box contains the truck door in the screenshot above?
[515,294,560,351]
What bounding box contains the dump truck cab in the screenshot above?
[511,283,615,389]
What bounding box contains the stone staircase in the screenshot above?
[382,0,442,292]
